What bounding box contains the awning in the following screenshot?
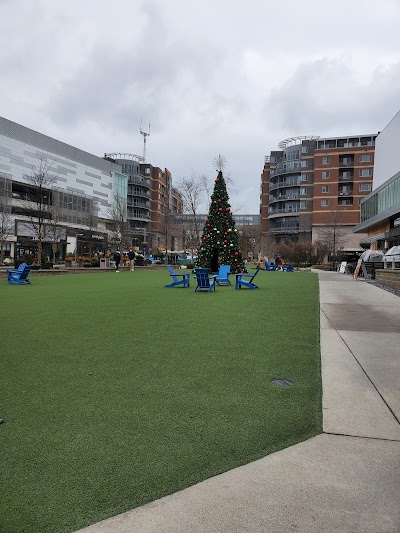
[359,233,386,245]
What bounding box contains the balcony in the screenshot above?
[339,174,354,182]
[128,176,151,187]
[128,212,150,222]
[270,162,302,177]
[269,180,301,190]
[338,191,353,196]
[269,194,299,203]
[269,206,300,215]
[269,226,299,234]
[128,201,150,209]
[128,190,151,199]
[339,160,354,167]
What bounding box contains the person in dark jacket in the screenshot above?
[128,249,136,271]
[113,250,121,272]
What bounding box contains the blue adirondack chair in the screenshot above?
[7,262,32,285]
[235,266,261,290]
[215,264,231,285]
[194,268,216,292]
[283,262,294,272]
[264,261,276,271]
[165,265,190,288]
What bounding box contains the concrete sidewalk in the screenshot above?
[78,271,400,533]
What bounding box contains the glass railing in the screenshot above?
[270,226,299,233]
[269,207,300,215]
[270,179,301,190]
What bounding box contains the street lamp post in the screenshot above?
[75,234,84,263]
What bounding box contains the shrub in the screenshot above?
[91,261,100,267]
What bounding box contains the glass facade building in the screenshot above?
[360,171,400,222]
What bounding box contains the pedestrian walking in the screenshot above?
[113,249,121,272]
[128,249,136,271]
[278,256,283,271]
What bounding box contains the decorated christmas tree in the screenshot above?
[196,169,245,274]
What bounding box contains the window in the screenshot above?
[322,171,330,179]
[321,199,329,206]
[301,160,308,168]
[322,185,329,193]
[322,157,330,165]
[301,173,308,181]
[359,168,372,177]
[359,183,372,192]
[300,201,307,209]
[301,146,309,154]
[300,187,307,196]
[145,168,150,175]
[360,154,372,162]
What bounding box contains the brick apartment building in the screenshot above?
[103,156,184,254]
[260,134,377,250]
[142,164,183,252]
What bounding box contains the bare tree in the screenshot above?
[238,225,261,260]
[108,194,129,250]
[18,158,57,265]
[85,206,99,257]
[318,209,347,262]
[177,175,205,251]
[276,241,329,266]
[199,174,213,210]
[0,200,13,265]
[259,232,276,260]
[180,218,203,261]
[45,194,65,263]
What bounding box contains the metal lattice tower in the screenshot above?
[140,120,150,163]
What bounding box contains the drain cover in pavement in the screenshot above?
[272,379,294,387]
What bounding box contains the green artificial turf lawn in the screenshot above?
[0,269,321,533]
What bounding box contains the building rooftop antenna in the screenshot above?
[140,119,150,163]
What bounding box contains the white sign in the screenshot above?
[339,261,347,274]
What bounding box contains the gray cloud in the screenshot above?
[265,58,400,136]
[1,0,400,212]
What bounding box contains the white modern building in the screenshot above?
[353,109,400,250]
[0,117,133,262]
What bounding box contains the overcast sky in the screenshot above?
[1,0,399,212]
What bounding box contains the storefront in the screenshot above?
[15,221,67,263]
[66,231,109,258]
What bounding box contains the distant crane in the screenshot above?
[140,120,150,163]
